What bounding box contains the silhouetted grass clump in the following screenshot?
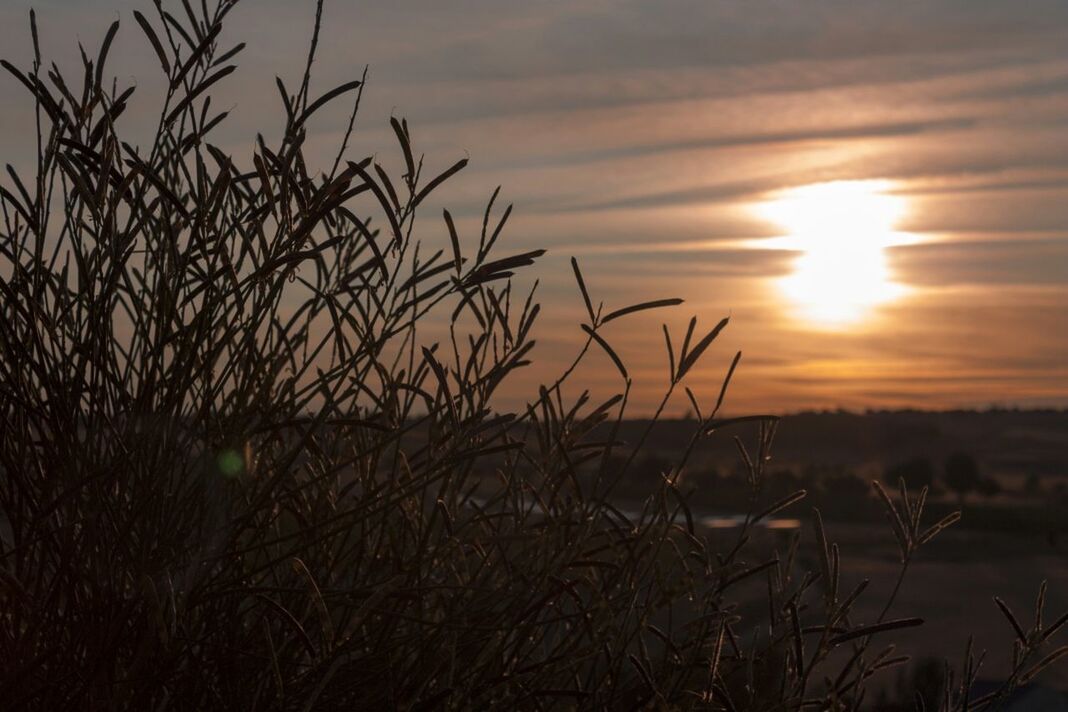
[2,2,1066,708]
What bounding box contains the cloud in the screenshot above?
[495,118,978,171]
[355,0,1068,82]
[1,0,1066,411]
[891,237,1068,286]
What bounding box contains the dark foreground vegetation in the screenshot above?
[1,2,1065,708]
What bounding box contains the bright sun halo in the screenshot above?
[755,180,912,328]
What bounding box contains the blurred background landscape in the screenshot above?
[613,408,1068,693]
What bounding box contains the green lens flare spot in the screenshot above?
[217,449,244,478]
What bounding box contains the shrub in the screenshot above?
[1,2,1065,708]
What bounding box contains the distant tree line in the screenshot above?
[884,452,1000,504]
[616,451,1010,519]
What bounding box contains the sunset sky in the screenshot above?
[2,1,1066,414]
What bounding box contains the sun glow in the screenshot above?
[755,180,912,327]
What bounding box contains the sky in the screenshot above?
[2,0,1067,414]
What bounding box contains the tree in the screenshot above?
[944,452,981,503]
[826,472,871,502]
[884,457,935,491]
[977,477,1002,498]
[822,471,874,518]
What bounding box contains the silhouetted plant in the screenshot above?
[1,2,1065,709]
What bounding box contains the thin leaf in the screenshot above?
[872,480,910,559]
[443,209,462,273]
[916,510,960,547]
[654,327,675,390]
[391,116,415,180]
[993,597,1027,643]
[571,257,596,324]
[602,298,683,325]
[753,490,806,524]
[296,79,362,127]
[830,617,924,645]
[166,64,235,125]
[95,20,120,90]
[712,350,742,416]
[413,157,467,207]
[677,316,729,380]
[1021,646,1068,683]
[581,325,627,381]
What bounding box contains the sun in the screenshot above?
[754,180,912,327]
